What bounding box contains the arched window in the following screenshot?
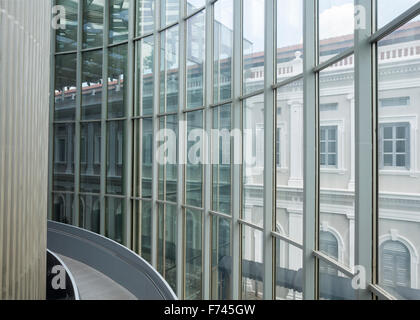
[380,240,410,288]
[319,231,339,275]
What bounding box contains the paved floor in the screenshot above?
[58,255,137,300]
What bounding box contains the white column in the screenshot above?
[288,210,303,271]
[288,100,304,188]
[347,94,355,190]
[348,214,355,268]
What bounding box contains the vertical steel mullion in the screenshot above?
[100,0,110,235]
[355,0,374,300]
[303,0,318,300]
[262,0,275,300]
[231,0,242,300]
[177,0,186,299]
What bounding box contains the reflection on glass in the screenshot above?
[158,115,178,203]
[80,122,101,193]
[82,50,103,120]
[318,0,354,61]
[319,262,356,300]
[56,0,78,52]
[212,104,231,214]
[105,197,125,244]
[160,26,179,113]
[161,0,179,27]
[186,11,205,109]
[211,216,232,299]
[157,203,178,292]
[243,0,265,94]
[136,36,154,116]
[241,225,263,300]
[52,193,74,225]
[141,200,152,263]
[186,111,203,208]
[53,123,75,191]
[243,95,264,226]
[79,194,100,234]
[214,0,233,103]
[142,118,153,198]
[109,0,129,44]
[55,54,77,121]
[377,19,420,300]
[277,0,303,82]
[318,56,354,267]
[108,44,128,118]
[377,0,419,28]
[185,209,203,300]
[106,121,125,195]
[187,0,205,15]
[276,81,304,240]
[82,0,104,48]
[136,0,155,36]
[275,239,303,300]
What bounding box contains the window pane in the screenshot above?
[136,36,154,116]
[161,0,179,27]
[105,197,125,245]
[52,193,74,225]
[212,104,232,215]
[241,225,263,300]
[276,0,303,82]
[186,11,205,109]
[185,209,203,300]
[141,201,152,264]
[106,121,125,195]
[53,123,75,191]
[108,44,128,118]
[186,110,203,208]
[211,216,232,300]
[80,122,101,193]
[55,54,77,121]
[56,0,78,52]
[136,0,154,36]
[377,0,419,28]
[318,0,354,61]
[214,0,233,103]
[82,50,103,120]
[187,0,205,15]
[79,195,100,234]
[243,0,265,94]
[160,26,179,114]
[319,262,356,300]
[243,95,264,227]
[109,0,129,44]
[82,0,104,48]
[142,118,153,198]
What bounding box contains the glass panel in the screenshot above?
[213,0,233,103]
[106,121,125,195]
[109,0,129,44]
[319,57,354,267]
[318,0,354,61]
[185,209,203,300]
[186,11,205,109]
[82,50,103,120]
[53,123,75,191]
[378,0,419,28]
[157,203,178,292]
[275,239,303,300]
[241,225,263,300]
[105,197,125,244]
[319,262,356,300]
[276,81,304,240]
[186,110,203,208]
[108,44,128,118]
[80,122,101,193]
[187,0,205,15]
[276,0,303,82]
[160,26,179,114]
[52,193,74,225]
[243,0,265,94]
[377,19,420,300]
[211,216,232,300]
[142,118,153,198]
[243,95,264,227]
[211,104,232,215]
[55,0,78,52]
[79,194,100,233]
[158,115,178,203]
[141,201,152,263]
[136,0,155,36]
[161,0,179,27]
[55,54,77,121]
[136,36,154,116]
[82,0,104,48]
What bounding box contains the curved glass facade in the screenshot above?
[50,0,420,300]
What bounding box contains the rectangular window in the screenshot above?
[320,126,337,167]
[320,103,338,111]
[276,128,281,167]
[379,123,410,169]
[380,97,410,108]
